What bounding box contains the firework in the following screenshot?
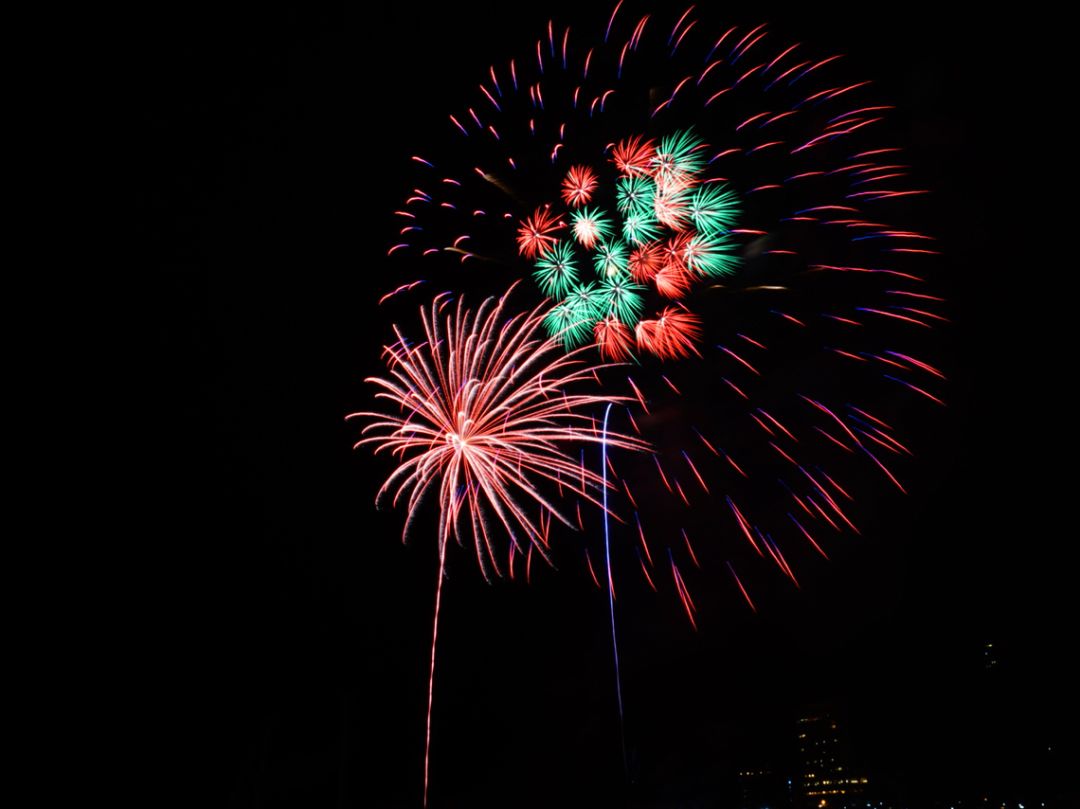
[350,288,647,804]
[571,206,614,250]
[561,165,599,208]
[372,3,946,801]
[612,134,657,176]
[635,306,703,360]
[381,0,945,706]
[594,316,636,362]
[353,288,648,572]
[516,206,563,259]
[510,124,743,356]
[533,240,580,298]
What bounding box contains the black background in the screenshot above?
[142,4,1069,807]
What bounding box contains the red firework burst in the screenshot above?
[516,206,564,259]
[611,134,657,176]
[561,165,599,207]
[635,306,703,360]
[594,316,636,361]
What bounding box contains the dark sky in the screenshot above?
[143,4,1070,807]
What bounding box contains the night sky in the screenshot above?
[143,4,1070,807]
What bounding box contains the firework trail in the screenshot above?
[601,401,629,779]
[383,3,945,625]
[349,287,648,804]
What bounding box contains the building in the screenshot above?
[796,708,868,809]
[736,766,791,809]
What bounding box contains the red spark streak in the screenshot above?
[670,559,698,629]
[683,528,701,567]
[586,549,602,589]
[639,554,658,590]
[728,497,765,557]
[789,514,829,559]
[636,512,653,566]
[848,405,892,431]
[727,562,757,612]
[860,446,907,493]
[683,451,710,492]
[719,345,761,375]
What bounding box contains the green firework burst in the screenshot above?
[622,208,663,246]
[653,129,707,181]
[593,240,630,277]
[545,282,603,347]
[683,233,740,277]
[570,206,614,247]
[598,274,647,325]
[689,183,741,237]
[533,240,580,298]
[615,175,656,215]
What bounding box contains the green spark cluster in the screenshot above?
[533,240,580,298]
[528,128,743,350]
